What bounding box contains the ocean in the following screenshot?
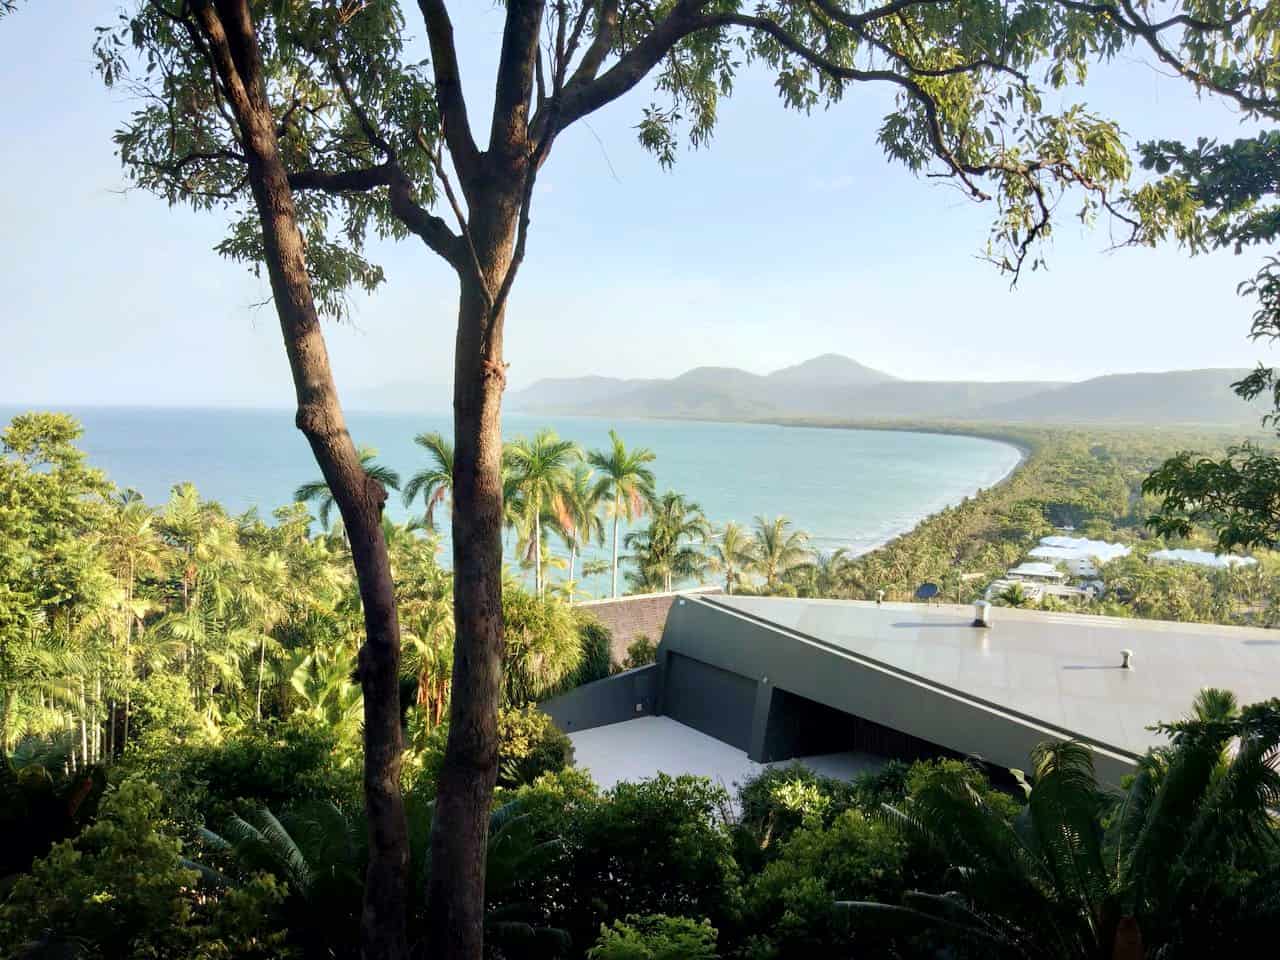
[2,406,1021,595]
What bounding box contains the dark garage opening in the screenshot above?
[761,686,964,765]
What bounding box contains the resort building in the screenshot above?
[1148,548,1257,569]
[1027,535,1130,578]
[1005,561,1066,582]
[544,594,1280,789]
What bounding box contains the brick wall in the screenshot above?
[577,587,722,665]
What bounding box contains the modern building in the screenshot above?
[543,594,1280,787]
[1005,561,1066,582]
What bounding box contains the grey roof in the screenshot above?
[708,595,1280,758]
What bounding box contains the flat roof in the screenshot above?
[1149,548,1256,568]
[569,716,883,794]
[706,595,1280,757]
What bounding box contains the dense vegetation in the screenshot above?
[789,425,1280,625]
[4,410,1280,960]
[16,0,1268,952]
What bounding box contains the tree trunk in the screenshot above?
[429,269,509,960]
[189,5,409,958]
[611,508,620,598]
[256,635,266,720]
[533,511,542,597]
[569,540,577,600]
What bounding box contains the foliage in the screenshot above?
[413,706,574,799]
[1144,442,1280,550]
[590,431,658,599]
[843,692,1280,960]
[502,586,584,705]
[293,446,400,533]
[624,493,711,593]
[0,779,291,960]
[125,718,360,830]
[568,615,614,688]
[505,430,584,597]
[620,635,658,671]
[402,431,454,531]
[0,747,106,885]
[587,914,718,960]
[745,808,907,959]
[514,772,743,952]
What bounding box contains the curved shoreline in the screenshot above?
[751,418,1034,559]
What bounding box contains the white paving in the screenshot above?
[568,716,883,795]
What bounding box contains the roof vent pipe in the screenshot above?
[1121,648,1134,670]
[973,600,992,628]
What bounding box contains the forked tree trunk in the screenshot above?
[189,4,408,958]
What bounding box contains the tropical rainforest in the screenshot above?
[3,410,1280,959]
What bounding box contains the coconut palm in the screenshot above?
[504,430,582,597]
[997,582,1032,607]
[798,547,852,597]
[588,430,657,598]
[751,515,812,592]
[294,445,401,532]
[402,431,454,531]
[624,491,712,593]
[708,521,756,595]
[555,463,605,596]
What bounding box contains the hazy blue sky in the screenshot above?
[1,2,1275,408]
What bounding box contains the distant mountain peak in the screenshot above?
[767,354,897,386]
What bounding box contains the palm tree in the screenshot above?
[841,690,1280,960]
[504,430,582,597]
[805,547,852,597]
[555,463,605,596]
[294,445,401,532]
[624,491,711,593]
[588,430,657,598]
[751,515,811,592]
[708,521,756,595]
[402,431,453,531]
[997,582,1032,607]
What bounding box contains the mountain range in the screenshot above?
[502,354,1268,426]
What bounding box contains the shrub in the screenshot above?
[564,774,743,948]
[736,765,858,862]
[412,705,574,799]
[620,634,658,670]
[503,586,584,704]
[123,717,360,828]
[571,614,614,687]
[588,914,718,960]
[0,779,291,960]
[743,809,906,959]
[496,704,576,789]
[129,671,204,749]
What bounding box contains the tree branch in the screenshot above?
[416,0,483,186]
[564,0,618,88]
[1054,0,1278,118]
[489,0,546,160]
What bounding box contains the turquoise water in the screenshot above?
[1,406,1021,594]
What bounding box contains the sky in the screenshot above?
[1,1,1276,409]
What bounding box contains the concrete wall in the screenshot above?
[540,664,659,734]
[576,587,721,664]
[662,652,757,752]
